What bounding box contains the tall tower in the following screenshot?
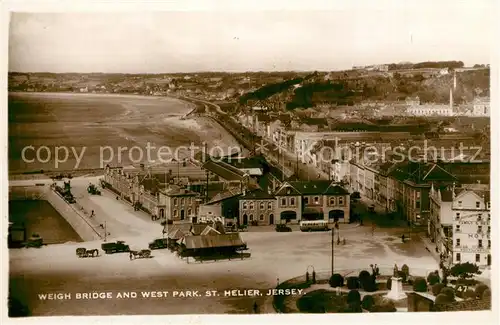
[449,87,453,110]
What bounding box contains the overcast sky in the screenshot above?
[8,2,494,73]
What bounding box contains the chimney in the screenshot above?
[449,88,453,110]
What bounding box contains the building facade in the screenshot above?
[239,189,276,225]
[274,181,350,224]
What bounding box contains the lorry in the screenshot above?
[101,241,130,254]
[148,238,169,250]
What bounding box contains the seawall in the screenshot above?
[9,185,102,242]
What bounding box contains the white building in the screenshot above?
[472,97,490,117]
[406,104,454,116]
[430,185,491,267]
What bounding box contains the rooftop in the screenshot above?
[275,180,349,196]
[239,189,275,200]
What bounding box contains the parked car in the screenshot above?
[101,240,130,254]
[148,238,169,250]
[275,224,292,232]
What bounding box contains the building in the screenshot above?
[451,188,491,266]
[198,189,242,224]
[159,186,199,222]
[274,180,350,224]
[238,189,276,225]
[406,104,454,116]
[430,186,491,266]
[472,97,490,117]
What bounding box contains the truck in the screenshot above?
[148,238,169,250]
[101,241,130,254]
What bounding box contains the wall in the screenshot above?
[9,185,102,242]
[44,188,103,242]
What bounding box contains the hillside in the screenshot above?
[238,67,490,110]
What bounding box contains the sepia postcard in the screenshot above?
[2,0,498,324]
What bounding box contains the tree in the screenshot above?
[362,295,375,311]
[441,287,455,301]
[427,271,440,285]
[450,262,482,279]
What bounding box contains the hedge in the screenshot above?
[441,287,455,301]
[413,277,427,292]
[434,293,450,305]
[482,288,491,300]
[464,289,477,300]
[347,290,361,306]
[346,277,360,289]
[329,274,344,288]
[361,295,375,311]
[427,272,440,286]
[475,284,489,299]
[431,283,445,296]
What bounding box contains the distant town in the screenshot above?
[8,59,491,315]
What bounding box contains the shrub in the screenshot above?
[359,271,377,292]
[371,300,397,313]
[397,270,407,283]
[386,278,392,290]
[482,288,491,300]
[464,289,477,300]
[362,295,375,311]
[434,293,450,305]
[359,270,371,281]
[427,272,440,285]
[475,284,489,299]
[413,277,427,292]
[329,274,344,288]
[347,290,361,306]
[407,275,415,285]
[346,277,360,289]
[441,287,455,301]
[401,264,409,277]
[432,283,445,296]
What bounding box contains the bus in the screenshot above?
[299,220,330,232]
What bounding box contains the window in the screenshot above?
[181,198,185,205]
[487,202,491,209]
[174,198,178,206]
[314,196,319,204]
[488,214,491,222]
[458,201,462,207]
[243,202,248,209]
[456,253,461,262]
[290,198,296,206]
[416,201,420,209]
[249,214,254,221]
[329,197,336,206]
[456,213,460,220]
[260,202,265,209]
[268,202,272,209]
[338,197,344,205]
[281,198,286,206]
[488,240,491,248]
[304,197,309,204]
[476,254,481,263]
[476,201,480,208]
[259,214,264,221]
[249,202,254,209]
[173,209,177,217]
[478,239,483,248]
[488,226,491,233]
[478,214,482,221]
[188,209,192,216]
[456,239,460,247]
[478,225,483,233]
[455,225,461,232]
